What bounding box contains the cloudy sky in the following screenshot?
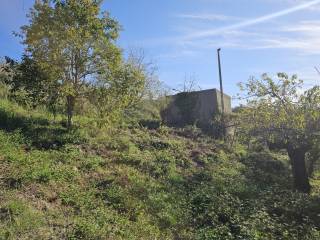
[1,0,320,103]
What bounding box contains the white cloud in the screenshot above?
[247,20,320,54]
[263,0,320,11]
[155,1,320,57]
[139,0,320,70]
[283,20,320,34]
[181,0,320,40]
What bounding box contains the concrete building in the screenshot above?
[161,88,232,129]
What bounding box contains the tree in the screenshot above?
[89,55,146,128]
[5,55,60,110]
[0,57,16,82]
[125,48,159,101]
[173,73,201,93]
[0,57,16,99]
[19,0,121,128]
[238,73,320,193]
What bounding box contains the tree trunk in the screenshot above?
[307,149,319,177]
[287,146,311,194]
[308,157,316,178]
[66,95,75,129]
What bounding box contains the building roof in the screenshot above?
[172,88,231,98]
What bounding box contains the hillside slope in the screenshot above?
[0,99,319,239]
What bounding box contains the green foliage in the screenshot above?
[4,55,61,110]
[0,57,13,99]
[0,89,319,238]
[90,58,146,128]
[3,0,320,238]
[19,0,123,127]
[238,73,320,193]
[241,151,291,188]
[0,99,85,149]
[13,0,151,129]
[238,73,320,149]
[174,92,198,126]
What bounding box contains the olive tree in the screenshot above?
[238,73,320,193]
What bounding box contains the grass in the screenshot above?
[0,99,319,239]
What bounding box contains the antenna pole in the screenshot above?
[217,48,226,139]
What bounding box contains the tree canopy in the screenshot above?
[238,73,320,193]
[19,0,123,127]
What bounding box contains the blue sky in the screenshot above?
[1,0,320,103]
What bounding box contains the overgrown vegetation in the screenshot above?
[0,99,319,239]
[0,0,319,239]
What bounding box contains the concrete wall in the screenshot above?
[161,88,232,128]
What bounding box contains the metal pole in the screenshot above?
[217,48,226,138]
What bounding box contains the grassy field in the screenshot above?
[0,99,319,239]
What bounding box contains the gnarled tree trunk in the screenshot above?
[287,145,311,193]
